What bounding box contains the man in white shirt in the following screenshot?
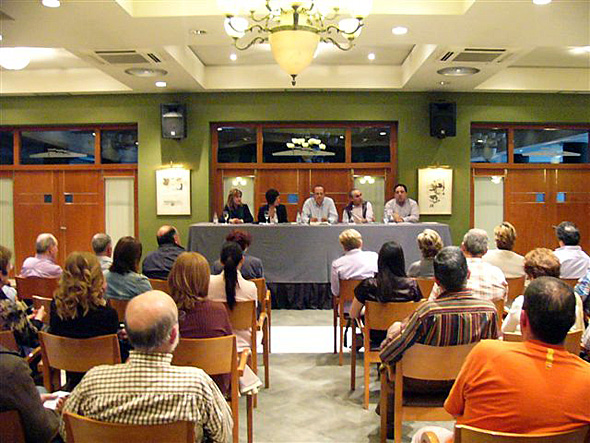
[301,185,338,224]
[20,233,62,278]
[384,183,419,223]
[330,229,378,297]
[553,221,590,279]
[342,188,374,224]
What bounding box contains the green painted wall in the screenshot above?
[1,92,589,252]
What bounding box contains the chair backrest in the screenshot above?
[0,330,20,352]
[249,278,267,308]
[365,300,424,332]
[38,332,121,373]
[338,279,362,303]
[454,424,590,443]
[148,278,170,293]
[15,276,59,300]
[108,298,129,323]
[0,410,26,443]
[560,278,579,289]
[493,299,504,328]
[63,411,195,443]
[415,278,435,298]
[224,300,257,331]
[503,330,583,355]
[32,295,52,325]
[506,276,525,305]
[172,335,237,376]
[399,343,477,381]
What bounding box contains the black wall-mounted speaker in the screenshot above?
[161,104,187,139]
[429,102,456,139]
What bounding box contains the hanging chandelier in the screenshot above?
[218,0,372,85]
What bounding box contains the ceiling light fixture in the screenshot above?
[219,0,372,86]
[532,0,551,4]
[230,53,238,61]
[570,46,590,54]
[437,66,480,76]
[41,0,61,7]
[368,52,375,61]
[125,68,168,77]
[392,26,408,35]
[155,81,167,88]
[0,48,31,70]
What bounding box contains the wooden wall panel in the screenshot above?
[256,169,300,222]
[310,169,350,220]
[553,169,590,252]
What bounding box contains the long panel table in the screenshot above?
[188,223,452,308]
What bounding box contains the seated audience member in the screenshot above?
[105,236,152,300]
[91,233,113,272]
[142,225,186,280]
[553,221,590,279]
[0,345,59,443]
[430,229,508,302]
[168,252,233,396]
[0,245,17,302]
[20,233,62,278]
[574,268,590,316]
[331,229,378,298]
[482,221,525,278]
[407,229,443,278]
[301,185,338,224]
[383,184,419,223]
[60,290,233,443]
[208,242,257,351]
[221,188,254,224]
[257,188,288,224]
[212,230,264,280]
[50,252,119,389]
[503,248,585,333]
[438,277,590,439]
[342,188,374,224]
[351,241,422,344]
[582,324,590,362]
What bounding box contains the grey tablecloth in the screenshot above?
[188,223,452,284]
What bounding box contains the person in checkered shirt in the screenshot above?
[59,290,233,443]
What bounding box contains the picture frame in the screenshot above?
[156,167,191,215]
[418,168,453,215]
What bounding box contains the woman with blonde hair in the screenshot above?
[221,188,254,224]
[483,221,524,278]
[407,229,443,278]
[168,252,233,394]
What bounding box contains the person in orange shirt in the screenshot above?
[413,276,590,443]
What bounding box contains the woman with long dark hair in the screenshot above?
[257,188,288,224]
[105,236,152,300]
[208,242,257,350]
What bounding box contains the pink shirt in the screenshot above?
[20,255,62,278]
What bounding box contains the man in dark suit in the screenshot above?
[142,225,185,280]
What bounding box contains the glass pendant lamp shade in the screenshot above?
[269,29,320,76]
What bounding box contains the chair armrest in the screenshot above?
[421,431,440,443]
[237,348,252,376]
[26,346,41,365]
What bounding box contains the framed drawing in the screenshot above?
[418,168,453,215]
[156,167,191,215]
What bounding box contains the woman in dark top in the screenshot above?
[50,251,119,389]
[257,188,288,224]
[222,188,254,224]
[351,241,422,344]
[168,251,233,396]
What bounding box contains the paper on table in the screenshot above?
[43,390,69,410]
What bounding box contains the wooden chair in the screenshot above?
[0,410,26,443]
[63,411,195,443]
[352,300,424,409]
[250,277,271,388]
[15,276,59,300]
[32,295,52,325]
[380,343,477,443]
[172,335,252,443]
[506,276,525,306]
[415,278,435,299]
[454,424,590,443]
[493,299,504,330]
[561,278,579,289]
[334,279,362,366]
[224,300,258,379]
[503,329,583,355]
[38,332,121,392]
[108,298,130,323]
[0,329,20,352]
[148,278,170,293]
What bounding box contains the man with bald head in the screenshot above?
[60,290,232,442]
[142,225,185,280]
[20,233,62,277]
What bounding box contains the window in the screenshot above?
[0,131,14,165]
[217,126,257,163]
[471,128,508,163]
[101,129,139,164]
[351,127,391,163]
[514,128,588,164]
[262,127,345,163]
[20,129,96,165]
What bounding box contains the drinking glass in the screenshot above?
[264,210,270,224]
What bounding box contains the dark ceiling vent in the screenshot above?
[94,50,158,65]
[453,48,507,63]
[440,51,454,62]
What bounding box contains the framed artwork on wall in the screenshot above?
[156,167,191,215]
[418,167,453,215]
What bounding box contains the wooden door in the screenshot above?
[552,169,590,252]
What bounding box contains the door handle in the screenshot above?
[60,226,67,231]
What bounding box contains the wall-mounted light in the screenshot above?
[359,175,375,185]
[490,176,503,184]
[232,176,248,186]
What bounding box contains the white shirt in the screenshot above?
[553,245,590,279]
[342,201,374,223]
[384,198,420,223]
[330,248,378,296]
[482,249,525,278]
[301,196,338,224]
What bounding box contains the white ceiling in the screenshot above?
[0,0,588,95]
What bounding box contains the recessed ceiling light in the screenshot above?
[155,81,167,88]
[0,35,3,42]
[41,0,60,7]
[532,0,551,4]
[125,68,168,78]
[0,48,31,70]
[392,26,408,35]
[570,46,590,54]
[437,66,480,76]
[189,29,207,35]
[439,81,450,85]
[230,53,237,61]
[368,52,375,61]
